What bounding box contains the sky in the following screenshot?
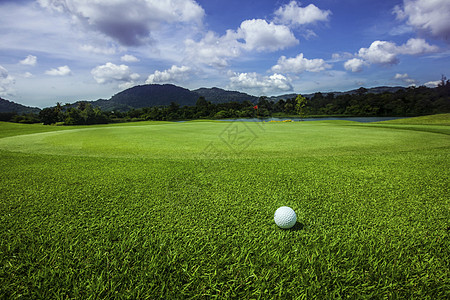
[0,0,449,108]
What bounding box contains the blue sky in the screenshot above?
[0,0,449,108]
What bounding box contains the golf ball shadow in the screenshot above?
[290,221,304,231]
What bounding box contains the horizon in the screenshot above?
[1,0,449,108]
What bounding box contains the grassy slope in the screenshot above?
[378,113,450,125]
[364,113,450,135]
[0,115,449,299]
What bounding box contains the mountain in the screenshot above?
[88,84,258,111]
[194,87,258,103]
[109,84,199,108]
[0,97,41,114]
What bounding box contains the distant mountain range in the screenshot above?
[0,84,408,113]
[301,86,406,99]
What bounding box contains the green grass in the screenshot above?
[1,115,449,299]
[364,114,450,136]
[377,113,450,125]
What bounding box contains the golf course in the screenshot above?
[0,114,449,298]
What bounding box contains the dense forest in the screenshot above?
[2,79,449,125]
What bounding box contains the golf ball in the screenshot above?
[274,206,297,229]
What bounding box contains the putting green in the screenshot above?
[0,121,448,159]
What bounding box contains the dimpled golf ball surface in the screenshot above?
[274,206,297,229]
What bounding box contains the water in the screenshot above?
[218,116,407,123]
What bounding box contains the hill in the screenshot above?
[0,97,41,114]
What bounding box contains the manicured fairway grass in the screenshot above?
[0,115,449,299]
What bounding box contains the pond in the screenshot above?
[218,116,408,123]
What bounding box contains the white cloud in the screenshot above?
[238,19,298,52]
[23,72,33,78]
[424,80,441,88]
[228,72,293,95]
[0,65,16,97]
[394,0,450,41]
[185,19,298,67]
[20,55,37,66]
[121,54,140,63]
[80,44,117,55]
[37,0,205,46]
[274,1,331,26]
[346,38,439,71]
[331,52,354,62]
[145,65,191,84]
[91,62,140,88]
[344,58,366,72]
[185,30,242,67]
[271,53,331,73]
[45,65,72,76]
[358,40,400,65]
[394,73,416,85]
[394,73,408,79]
[398,38,439,55]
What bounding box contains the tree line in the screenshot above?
[1,79,449,125]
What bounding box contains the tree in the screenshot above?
[64,108,83,125]
[196,96,208,107]
[295,95,308,120]
[39,107,59,125]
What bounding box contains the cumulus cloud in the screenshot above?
[345,38,439,72]
[238,19,298,52]
[398,38,439,55]
[91,62,140,88]
[394,0,450,41]
[185,31,242,67]
[0,65,16,96]
[274,1,331,26]
[121,54,140,62]
[344,58,366,72]
[185,19,298,67]
[228,72,293,95]
[271,53,331,73]
[20,55,37,66]
[37,0,205,46]
[45,65,72,76]
[145,65,191,84]
[424,80,441,87]
[358,41,400,65]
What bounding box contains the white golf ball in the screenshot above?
[274,206,297,229]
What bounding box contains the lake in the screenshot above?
[218,116,408,123]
